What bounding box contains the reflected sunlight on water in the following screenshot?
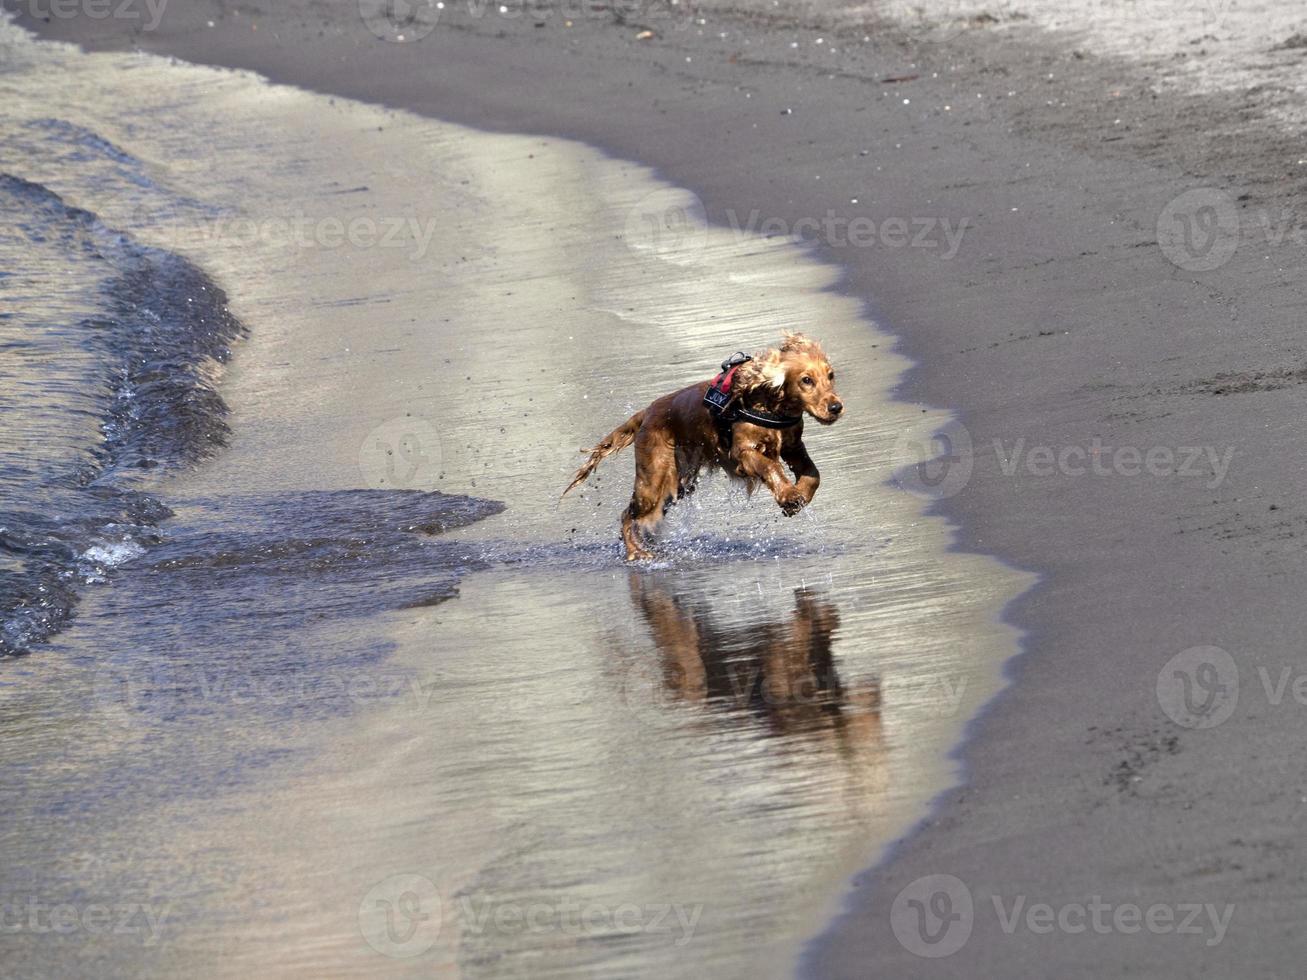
[0,15,1032,979]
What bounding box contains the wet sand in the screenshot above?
[14,0,1307,976]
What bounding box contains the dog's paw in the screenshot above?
[778,487,807,516]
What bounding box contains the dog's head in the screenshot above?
[736,332,843,425]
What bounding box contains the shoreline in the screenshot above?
[15,2,1307,975]
[0,19,1033,975]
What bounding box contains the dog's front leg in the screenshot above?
[781,439,821,505]
[733,445,807,516]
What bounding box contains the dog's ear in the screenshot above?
[780,332,825,359]
[735,348,787,394]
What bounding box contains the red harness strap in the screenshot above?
[704,365,740,414]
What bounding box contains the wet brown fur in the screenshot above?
[563,333,843,561]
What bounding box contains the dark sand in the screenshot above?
[16,1,1307,975]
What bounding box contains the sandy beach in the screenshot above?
[7,0,1307,975]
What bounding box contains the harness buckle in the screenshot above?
[720,351,752,373]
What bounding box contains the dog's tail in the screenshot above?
[562,410,646,497]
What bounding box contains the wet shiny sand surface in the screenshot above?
[0,21,1031,978]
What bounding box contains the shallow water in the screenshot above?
[0,170,240,653]
[0,17,1031,978]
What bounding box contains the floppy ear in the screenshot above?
[780,331,825,358]
[761,361,788,389]
[733,347,787,395]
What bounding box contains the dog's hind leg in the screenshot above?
[622,433,678,561]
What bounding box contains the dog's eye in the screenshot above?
[828,372,835,381]
[801,376,814,387]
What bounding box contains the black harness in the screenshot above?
[703,352,802,448]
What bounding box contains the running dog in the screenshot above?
[563,332,843,561]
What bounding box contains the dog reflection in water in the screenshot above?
[627,574,882,741]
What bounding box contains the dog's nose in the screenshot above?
[828,401,843,415]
